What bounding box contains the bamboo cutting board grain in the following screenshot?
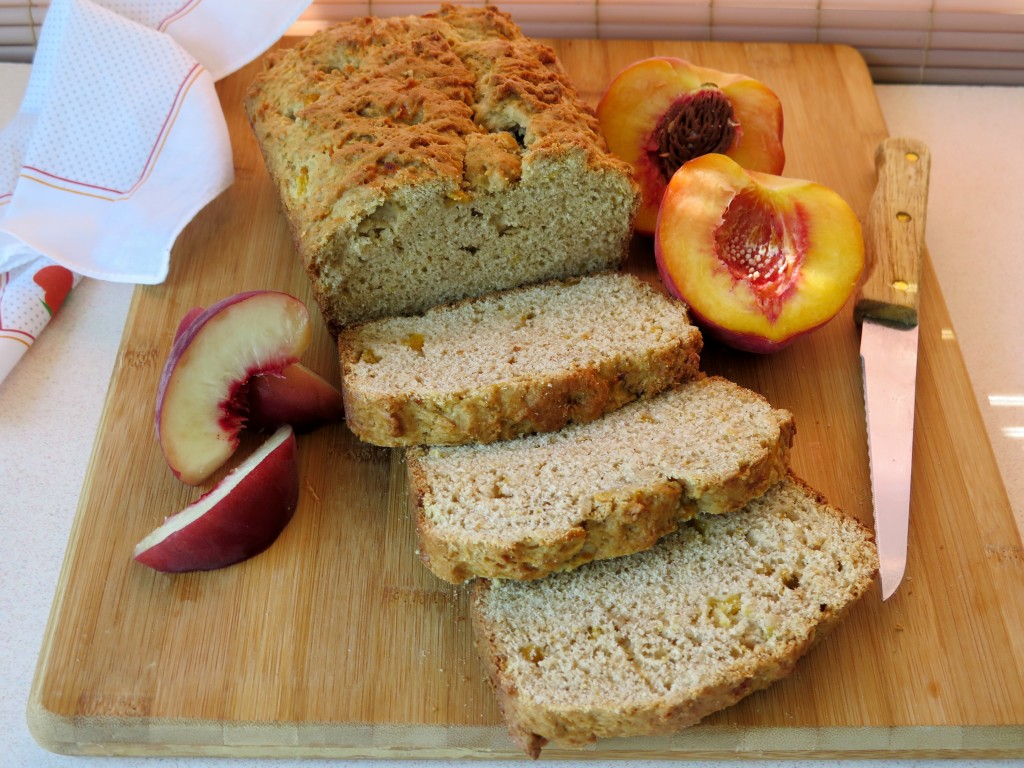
[27,39,1024,758]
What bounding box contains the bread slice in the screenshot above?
[471,476,878,758]
[339,272,702,446]
[244,5,638,333]
[408,376,795,583]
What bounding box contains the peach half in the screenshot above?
[134,425,299,572]
[597,57,785,235]
[156,291,311,486]
[655,153,864,353]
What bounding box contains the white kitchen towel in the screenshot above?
[0,0,310,386]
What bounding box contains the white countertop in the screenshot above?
[1,60,1021,767]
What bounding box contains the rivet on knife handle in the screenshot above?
[854,137,931,329]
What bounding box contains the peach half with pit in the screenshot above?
[156,291,311,486]
[655,153,864,354]
[134,425,299,572]
[597,57,785,235]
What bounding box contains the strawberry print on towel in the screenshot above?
[0,258,82,384]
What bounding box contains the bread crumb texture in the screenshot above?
[245,4,638,332]
[471,477,878,754]
[339,273,703,445]
[409,376,795,582]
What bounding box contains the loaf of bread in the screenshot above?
[408,376,795,583]
[471,475,878,758]
[338,272,702,446]
[244,4,639,334]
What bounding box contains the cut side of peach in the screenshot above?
[155,291,311,486]
[597,57,785,235]
[172,304,343,435]
[655,153,864,353]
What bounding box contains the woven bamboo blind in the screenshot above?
[2,1,1023,84]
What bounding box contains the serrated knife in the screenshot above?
[856,136,931,601]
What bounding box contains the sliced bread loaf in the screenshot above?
[339,272,702,446]
[407,376,795,583]
[471,475,878,758]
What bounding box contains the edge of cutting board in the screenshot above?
[26,38,1024,759]
[23,717,1024,760]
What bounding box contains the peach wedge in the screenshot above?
[156,291,311,486]
[134,425,299,572]
[597,57,785,235]
[247,363,345,434]
[174,305,344,434]
[655,153,864,353]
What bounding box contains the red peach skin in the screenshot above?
[134,425,299,572]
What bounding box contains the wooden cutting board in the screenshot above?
[27,38,1024,759]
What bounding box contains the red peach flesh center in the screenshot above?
[652,88,736,181]
[218,379,252,435]
[713,188,806,321]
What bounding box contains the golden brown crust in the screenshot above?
[407,377,796,584]
[246,13,481,221]
[245,5,638,332]
[411,432,793,583]
[414,476,696,584]
[341,331,702,447]
[337,273,703,447]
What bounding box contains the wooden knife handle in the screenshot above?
[854,136,931,328]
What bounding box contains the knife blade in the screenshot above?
[856,136,931,601]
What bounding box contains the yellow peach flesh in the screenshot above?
[656,154,863,348]
[720,78,786,174]
[598,59,699,232]
[597,57,785,235]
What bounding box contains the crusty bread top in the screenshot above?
[471,476,878,747]
[411,376,794,538]
[244,4,632,246]
[339,272,700,397]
